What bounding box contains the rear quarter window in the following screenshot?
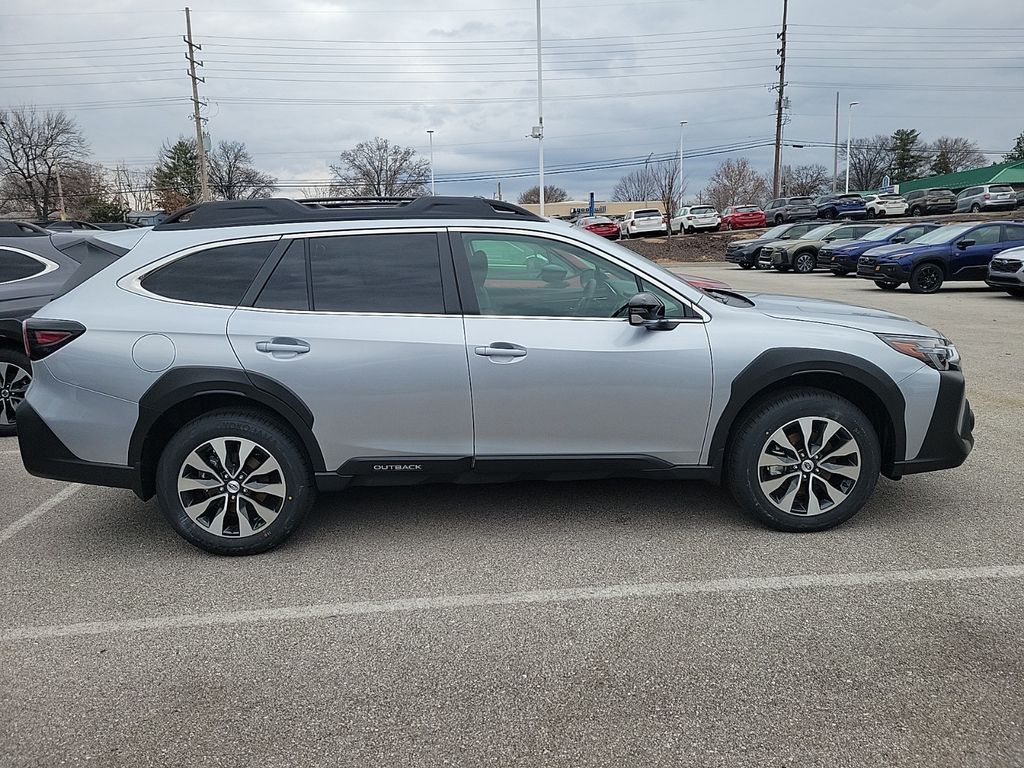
[0,249,48,283]
[140,240,277,306]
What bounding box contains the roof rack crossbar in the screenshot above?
[153,196,544,231]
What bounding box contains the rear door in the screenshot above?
[227,229,473,473]
[952,224,1002,279]
[452,228,712,467]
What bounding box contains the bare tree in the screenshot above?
[208,141,276,200]
[330,137,429,197]
[0,107,89,218]
[517,185,568,205]
[611,166,659,202]
[702,158,772,212]
[929,136,986,176]
[780,164,831,197]
[842,135,892,192]
[298,184,336,200]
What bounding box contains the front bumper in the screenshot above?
[890,370,974,477]
[726,248,758,265]
[858,260,909,281]
[985,271,1024,288]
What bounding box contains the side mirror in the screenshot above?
[627,292,677,331]
[823,236,835,242]
[539,264,569,285]
[890,236,905,244]
[957,239,975,250]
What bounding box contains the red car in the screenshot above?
[573,215,620,240]
[720,205,766,230]
[676,273,731,292]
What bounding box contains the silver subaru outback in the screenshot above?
[18,197,974,555]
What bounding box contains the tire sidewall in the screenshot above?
[910,263,943,293]
[155,410,315,555]
[0,347,31,437]
[727,390,881,532]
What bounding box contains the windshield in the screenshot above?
[860,224,905,241]
[761,224,791,239]
[736,205,759,213]
[802,224,839,240]
[912,224,976,245]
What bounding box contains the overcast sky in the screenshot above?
[2,0,1022,203]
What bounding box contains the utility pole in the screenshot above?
[184,7,210,203]
[426,130,435,195]
[845,101,859,194]
[534,0,545,216]
[496,180,502,201]
[832,91,840,193]
[771,0,788,198]
[54,162,67,220]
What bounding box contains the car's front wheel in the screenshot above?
[877,280,900,291]
[739,263,754,270]
[909,263,944,294]
[727,388,881,531]
[156,410,316,555]
[0,348,31,438]
[1007,287,1024,298]
[793,252,817,273]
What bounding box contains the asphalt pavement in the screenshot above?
[1,265,1022,767]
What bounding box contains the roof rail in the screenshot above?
[153,196,544,231]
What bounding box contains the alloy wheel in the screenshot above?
[795,253,815,273]
[0,361,30,427]
[915,265,942,293]
[177,436,287,538]
[757,416,862,516]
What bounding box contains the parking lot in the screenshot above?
[1,265,1022,767]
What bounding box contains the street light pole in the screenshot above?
[427,130,435,196]
[535,0,545,216]
[678,120,687,211]
[845,101,859,194]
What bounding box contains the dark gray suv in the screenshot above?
[763,197,817,225]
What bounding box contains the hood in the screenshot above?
[867,242,947,261]
[742,292,941,336]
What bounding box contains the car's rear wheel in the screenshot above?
[909,263,944,294]
[725,222,733,231]
[774,214,784,225]
[793,252,816,273]
[727,388,880,532]
[866,209,876,219]
[1007,287,1024,297]
[0,348,31,438]
[877,280,900,291]
[970,203,982,213]
[831,268,850,276]
[156,410,316,555]
[910,206,923,216]
[739,263,753,270]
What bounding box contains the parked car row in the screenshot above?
[725,215,1024,296]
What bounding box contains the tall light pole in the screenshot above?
[845,101,859,194]
[678,120,687,212]
[534,0,545,215]
[426,129,435,196]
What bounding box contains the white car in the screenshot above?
[671,205,721,234]
[864,193,908,218]
[619,208,665,238]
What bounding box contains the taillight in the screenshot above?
[983,193,991,199]
[23,319,85,361]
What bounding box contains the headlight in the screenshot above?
[878,334,960,371]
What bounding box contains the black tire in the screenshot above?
[155,409,316,555]
[866,209,876,219]
[0,347,31,438]
[831,269,851,276]
[776,265,791,273]
[726,388,881,532]
[970,203,981,213]
[793,252,817,274]
[910,206,923,217]
[824,208,836,220]
[739,263,754,270]
[1007,287,1024,297]
[725,222,734,231]
[909,263,944,294]
[774,214,784,225]
[877,280,900,291]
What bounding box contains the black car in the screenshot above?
[903,188,957,217]
[33,219,103,232]
[0,229,131,435]
[724,221,824,269]
[823,222,941,275]
[762,196,818,225]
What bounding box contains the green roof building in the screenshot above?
[899,160,1024,194]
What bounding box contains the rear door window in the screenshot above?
[970,226,1001,246]
[1001,224,1024,243]
[308,233,444,314]
[0,249,47,283]
[256,240,308,310]
[140,240,277,306]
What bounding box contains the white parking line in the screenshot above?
[0,484,80,546]
[2,563,1022,643]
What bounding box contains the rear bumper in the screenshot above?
[18,401,143,496]
[889,370,974,477]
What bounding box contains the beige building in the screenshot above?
[519,200,665,219]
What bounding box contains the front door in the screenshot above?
[227,231,473,472]
[453,230,713,467]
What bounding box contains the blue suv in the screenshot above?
[825,223,940,276]
[815,194,867,220]
[858,221,1024,293]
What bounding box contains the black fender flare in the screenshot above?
[706,348,907,474]
[0,319,23,348]
[129,366,326,488]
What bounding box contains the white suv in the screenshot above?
[864,194,909,218]
[619,209,664,238]
[670,205,721,235]
[18,196,974,554]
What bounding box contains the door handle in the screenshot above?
[256,338,310,355]
[475,343,527,358]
